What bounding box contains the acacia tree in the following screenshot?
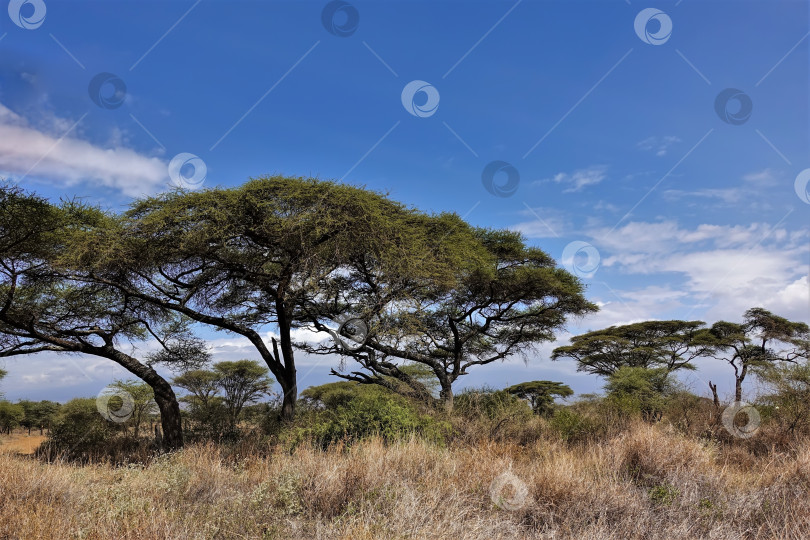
[18,400,59,435]
[700,308,809,402]
[304,229,598,410]
[0,185,205,450]
[111,380,157,438]
[73,177,471,421]
[173,369,220,410]
[0,401,24,434]
[551,320,710,377]
[505,381,573,416]
[213,360,272,431]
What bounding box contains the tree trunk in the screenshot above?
[278,377,297,422]
[439,384,454,412]
[275,301,298,422]
[152,384,183,451]
[102,346,184,451]
[735,363,746,402]
[709,381,720,408]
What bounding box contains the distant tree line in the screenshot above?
[551,311,809,405]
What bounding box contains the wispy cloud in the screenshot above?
[512,206,569,238]
[534,165,607,193]
[742,168,779,186]
[637,135,681,157]
[0,102,169,197]
[663,169,783,208]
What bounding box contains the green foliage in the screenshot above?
[604,367,676,421]
[389,362,440,398]
[17,400,60,434]
[757,363,810,435]
[307,224,598,409]
[454,387,533,421]
[213,360,273,430]
[174,369,229,440]
[298,382,447,447]
[173,370,220,407]
[0,400,24,433]
[42,398,116,458]
[649,483,680,506]
[505,380,573,416]
[106,176,483,421]
[301,381,373,409]
[110,380,157,438]
[552,320,708,377]
[173,361,272,438]
[698,308,810,401]
[548,408,598,443]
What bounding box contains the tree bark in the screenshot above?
[278,377,297,422]
[274,299,298,422]
[102,346,184,451]
[439,384,454,412]
[708,381,720,408]
[152,386,183,451]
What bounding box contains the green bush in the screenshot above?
[604,367,677,421]
[297,383,447,447]
[454,387,533,421]
[450,387,538,443]
[181,397,234,442]
[0,400,24,434]
[548,408,599,443]
[38,398,117,460]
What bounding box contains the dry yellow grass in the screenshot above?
[0,422,809,539]
[0,433,47,455]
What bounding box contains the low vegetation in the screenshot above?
[2,402,810,539]
[1,179,808,538]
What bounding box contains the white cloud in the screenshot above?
[663,169,783,208]
[743,168,779,186]
[588,220,809,323]
[535,165,607,193]
[664,188,744,205]
[0,102,169,197]
[512,206,569,238]
[637,135,681,156]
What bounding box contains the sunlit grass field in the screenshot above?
[1,422,809,539]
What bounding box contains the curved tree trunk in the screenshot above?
[150,379,184,451]
[102,346,184,451]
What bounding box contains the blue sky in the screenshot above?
[0,0,808,403]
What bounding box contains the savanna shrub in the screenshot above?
[548,408,599,443]
[297,383,448,447]
[605,367,677,422]
[454,387,533,421]
[38,398,117,460]
[451,387,539,443]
